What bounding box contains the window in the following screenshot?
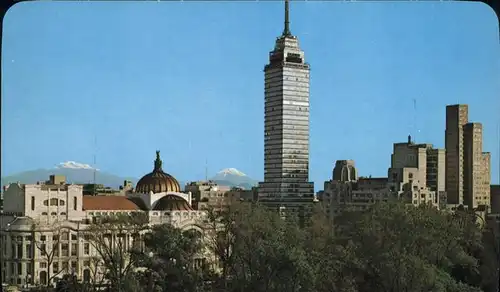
[31,196,35,211]
[71,234,77,241]
[60,212,67,216]
[40,243,47,256]
[42,212,48,216]
[61,243,69,257]
[59,200,65,206]
[43,200,48,206]
[17,243,23,259]
[17,263,22,276]
[40,271,47,285]
[61,232,69,241]
[26,244,32,258]
[73,197,77,211]
[53,262,59,273]
[83,269,91,282]
[50,212,57,216]
[39,262,47,269]
[40,235,46,241]
[53,235,59,241]
[71,243,77,256]
[26,263,32,277]
[62,262,69,272]
[84,243,90,255]
[50,198,58,206]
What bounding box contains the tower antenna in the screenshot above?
[413,98,417,142]
[283,0,291,36]
[93,135,97,195]
[205,159,208,181]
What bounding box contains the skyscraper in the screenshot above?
[258,0,315,218]
[445,104,468,205]
[445,104,491,209]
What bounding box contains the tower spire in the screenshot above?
[283,0,291,37]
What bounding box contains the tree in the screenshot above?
[203,202,315,292]
[30,221,71,288]
[136,224,209,292]
[331,202,484,292]
[84,212,148,292]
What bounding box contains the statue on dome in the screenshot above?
[154,150,162,171]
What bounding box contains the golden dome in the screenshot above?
[152,194,193,211]
[135,151,181,194]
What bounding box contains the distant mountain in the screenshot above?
[1,161,137,189]
[210,168,258,190]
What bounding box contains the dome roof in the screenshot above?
[135,151,181,194]
[153,194,193,211]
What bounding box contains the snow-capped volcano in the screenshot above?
[216,168,247,177]
[56,161,99,171]
[211,168,257,190]
[2,162,135,189]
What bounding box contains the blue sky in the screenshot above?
[2,1,499,188]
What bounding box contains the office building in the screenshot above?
[257,0,316,222]
[446,105,491,209]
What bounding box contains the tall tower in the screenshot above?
[258,0,315,217]
[445,104,468,205]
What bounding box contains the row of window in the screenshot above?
[33,197,78,211]
[7,241,91,258]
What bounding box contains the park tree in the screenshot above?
[30,221,72,288]
[135,223,210,292]
[204,202,315,292]
[84,212,148,291]
[332,202,484,292]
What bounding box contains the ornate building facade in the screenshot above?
[0,151,207,289]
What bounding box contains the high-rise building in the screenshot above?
[426,148,446,194]
[491,185,500,213]
[387,136,441,209]
[463,123,486,207]
[445,104,469,205]
[257,0,316,222]
[445,105,491,210]
[427,147,447,208]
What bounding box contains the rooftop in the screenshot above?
[82,196,140,211]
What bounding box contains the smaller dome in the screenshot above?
[153,194,193,211]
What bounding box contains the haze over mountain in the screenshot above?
[1,163,257,191]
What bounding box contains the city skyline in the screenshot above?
[2,1,500,186]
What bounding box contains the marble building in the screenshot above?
[0,151,207,289]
